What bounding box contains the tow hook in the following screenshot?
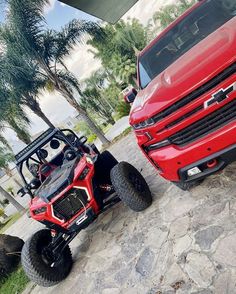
[207,159,217,168]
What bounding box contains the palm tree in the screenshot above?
[110,54,136,85]
[81,86,115,125]
[0,147,25,213]
[114,19,147,58]
[0,129,10,148]
[0,186,25,213]
[6,117,31,145]
[0,146,22,188]
[153,0,196,29]
[84,69,116,112]
[4,0,110,145]
[0,81,31,144]
[0,33,54,128]
[87,18,147,69]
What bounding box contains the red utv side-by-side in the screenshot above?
[16,128,152,287]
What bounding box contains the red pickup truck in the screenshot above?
[129,0,236,190]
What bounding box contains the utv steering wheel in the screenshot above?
[63,149,77,162]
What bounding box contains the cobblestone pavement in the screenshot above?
[6,133,236,294]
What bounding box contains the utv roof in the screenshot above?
[15,128,59,165]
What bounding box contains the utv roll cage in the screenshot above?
[15,128,80,198]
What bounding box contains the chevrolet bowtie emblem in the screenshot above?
[204,82,236,109]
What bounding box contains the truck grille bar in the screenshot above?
[168,99,236,146]
[53,188,88,221]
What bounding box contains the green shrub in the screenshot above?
[6,187,14,194]
[3,199,9,206]
[74,121,95,137]
[0,266,29,294]
[74,121,98,143]
[116,101,131,119]
[87,134,97,143]
[0,208,7,219]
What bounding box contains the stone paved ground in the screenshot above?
[6,133,236,294]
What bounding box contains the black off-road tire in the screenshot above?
[110,162,152,212]
[0,249,11,278]
[0,234,24,278]
[21,229,72,287]
[95,151,118,184]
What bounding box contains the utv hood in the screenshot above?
[36,159,79,202]
[130,17,236,125]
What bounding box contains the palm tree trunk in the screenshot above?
[55,82,110,145]
[79,110,110,145]
[37,60,110,145]
[7,120,31,144]
[13,178,23,189]
[0,186,25,213]
[24,96,54,128]
[4,168,23,189]
[33,108,54,128]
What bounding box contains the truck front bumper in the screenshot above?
[179,143,236,182]
[145,121,236,182]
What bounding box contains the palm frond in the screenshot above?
[6,0,49,57]
[56,69,82,96]
[7,117,31,144]
[0,133,11,149]
[53,20,101,61]
[41,30,57,66]
[0,144,14,169]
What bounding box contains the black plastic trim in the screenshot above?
[67,207,96,232]
[179,143,236,182]
[169,99,236,146]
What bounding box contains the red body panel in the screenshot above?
[130,2,236,182]
[29,156,100,229]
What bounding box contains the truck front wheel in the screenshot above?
[21,229,72,287]
[111,162,152,212]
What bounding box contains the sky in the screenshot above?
[1,0,174,146]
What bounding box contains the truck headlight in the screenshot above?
[33,207,46,215]
[133,118,155,130]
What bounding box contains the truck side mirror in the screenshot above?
[124,88,138,104]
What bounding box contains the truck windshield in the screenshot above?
[138,0,236,89]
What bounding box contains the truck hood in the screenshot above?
[130,17,236,125]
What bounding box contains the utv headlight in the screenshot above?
[133,118,155,130]
[79,167,90,180]
[145,139,170,151]
[33,207,46,215]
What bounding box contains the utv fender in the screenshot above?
[94,150,118,184]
